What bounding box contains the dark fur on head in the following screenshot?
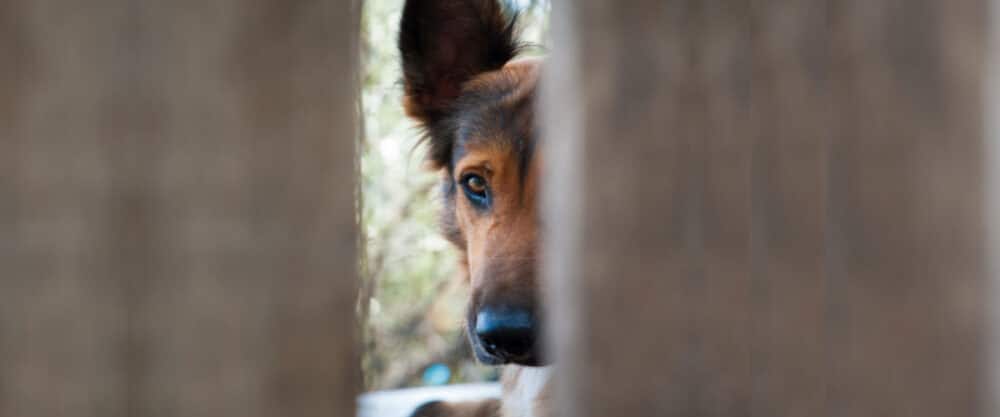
[398,0,523,170]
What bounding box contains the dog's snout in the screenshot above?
[474,306,538,364]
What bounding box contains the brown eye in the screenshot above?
[465,174,487,193]
[460,173,490,208]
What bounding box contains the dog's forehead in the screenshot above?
[450,60,540,167]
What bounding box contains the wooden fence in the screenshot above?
[543,1,992,416]
[0,0,995,416]
[1,1,360,416]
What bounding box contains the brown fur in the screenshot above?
[454,60,541,308]
[423,60,551,417]
[399,2,551,416]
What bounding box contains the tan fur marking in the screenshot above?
[450,60,541,295]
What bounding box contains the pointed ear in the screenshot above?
[398,0,519,125]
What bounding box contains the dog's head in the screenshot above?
[399,0,545,367]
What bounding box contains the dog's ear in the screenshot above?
[399,0,519,125]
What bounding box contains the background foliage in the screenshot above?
[359,0,549,391]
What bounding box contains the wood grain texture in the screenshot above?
[542,0,988,416]
[0,1,360,416]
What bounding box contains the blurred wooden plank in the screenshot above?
[543,0,988,416]
[696,2,755,415]
[988,1,1000,414]
[543,2,700,415]
[0,1,130,415]
[826,2,986,415]
[0,1,360,417]
[746,2,831,415]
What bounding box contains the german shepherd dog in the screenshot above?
[398,1,550,416]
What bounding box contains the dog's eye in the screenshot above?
[465,175,487,193]
[460,173,490,208]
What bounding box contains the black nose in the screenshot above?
[474,306,538,364]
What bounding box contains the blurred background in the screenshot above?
[358,0,550,391]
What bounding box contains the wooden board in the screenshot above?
[542,1,988,416]
[0,1,360,416]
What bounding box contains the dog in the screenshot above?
[398,1,551,416]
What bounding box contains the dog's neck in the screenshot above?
[501,366,552,417]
